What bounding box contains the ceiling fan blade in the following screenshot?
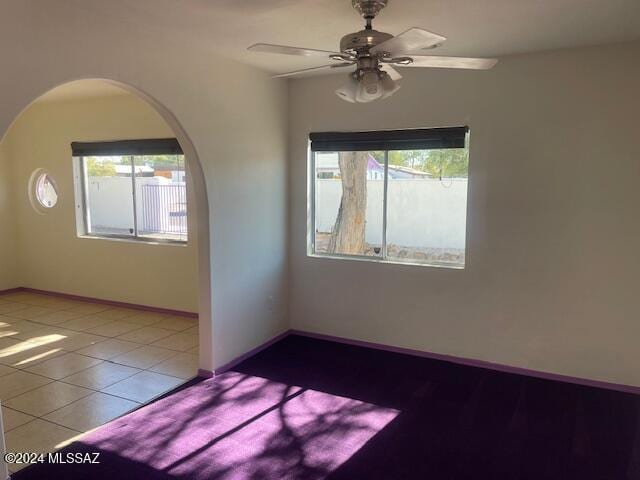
[371,28,446,57]
[379,64,402,81]
[273,62,355,78]
[248,43,342,58]
[398,55,498,70]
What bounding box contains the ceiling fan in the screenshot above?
[248,0,498,103]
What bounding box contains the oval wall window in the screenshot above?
[29,169,59,213]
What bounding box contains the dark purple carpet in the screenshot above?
[12,334,640,479]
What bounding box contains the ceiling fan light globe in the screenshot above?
[335,75,359,103]
[380,73,400,99]
[380,71,394,90]
[336,89,357,103]
[360,70,382,96]
[356,83,383,103]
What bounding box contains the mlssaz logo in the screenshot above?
[47,452,101,464]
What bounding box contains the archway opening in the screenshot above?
[0,79,211,472]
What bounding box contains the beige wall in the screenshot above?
[289,41,640,387]
[1,93,199,312]
[0,2,289,371]
[0,139,19,290]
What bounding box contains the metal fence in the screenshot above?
[141,184,187,235]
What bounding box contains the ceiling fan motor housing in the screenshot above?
[340,29,393,55]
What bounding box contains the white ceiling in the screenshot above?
[21,0,640,77]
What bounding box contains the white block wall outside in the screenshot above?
[315,178,468,249]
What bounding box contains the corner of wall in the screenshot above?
[284,77,294,333]
[0,133,20,290]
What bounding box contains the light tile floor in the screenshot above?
[0,291,198,473]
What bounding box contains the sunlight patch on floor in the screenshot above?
[81,372,399,479]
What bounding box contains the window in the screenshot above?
[29,169,59,213]
[72,139,187,243]
[310,127,469,268]
[35,172,58,208]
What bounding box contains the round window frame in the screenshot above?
[29,168,59,214]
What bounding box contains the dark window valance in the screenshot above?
[310,127,468,152]
[71,138,183,157]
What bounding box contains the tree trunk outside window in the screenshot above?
[328,151,368,254]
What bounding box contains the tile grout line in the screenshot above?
[2,310,194,365]
[2,339,185,401]
[1,308,196,329]
[2,339,189,374]
[4,385,96,420]
[1,297,195,377]
[3,358,189,442]
[3,348,188,405]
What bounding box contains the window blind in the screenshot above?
[71,138,183,156]
[310,127,468,152]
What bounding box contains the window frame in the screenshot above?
[74,154,188,246]
[308,129,469,269]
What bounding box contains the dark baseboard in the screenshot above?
[291,329,640,396]
[200,328,640,396]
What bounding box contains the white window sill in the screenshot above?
[77,234,187,247]
[307,253,465,270]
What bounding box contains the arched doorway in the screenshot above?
[0,79,212,472]
[0,77,211,363]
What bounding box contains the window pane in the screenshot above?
[134,154,188,242]
[385,148,468,267]
[35,173,58,208]
[84,156,135,236]
[314,151,384,257]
